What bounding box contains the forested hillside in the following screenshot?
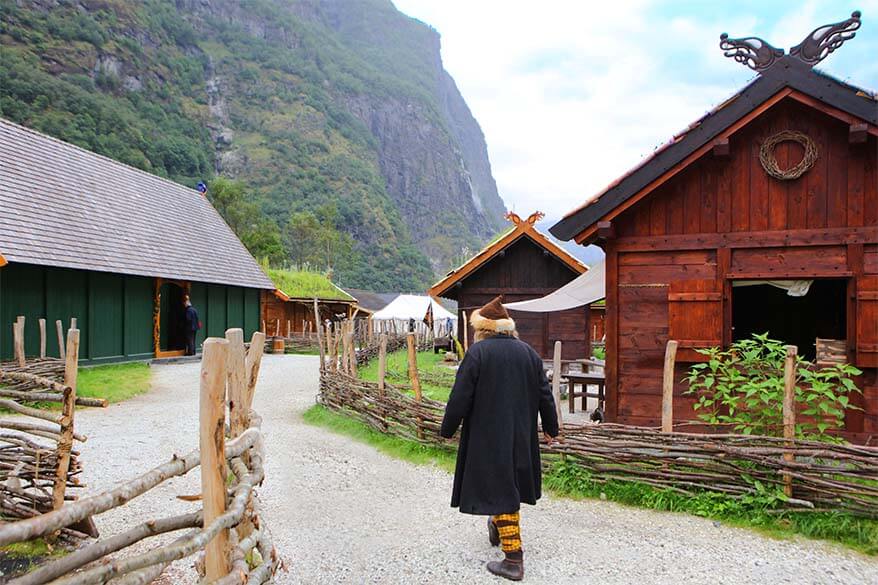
[0,0,506,290]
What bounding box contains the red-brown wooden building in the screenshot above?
[430,212,590,360]
[551,32,878,442]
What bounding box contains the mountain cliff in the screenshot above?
[0,0,506,290]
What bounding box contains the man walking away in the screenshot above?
[184,296,201,356]
[440,296,559,581]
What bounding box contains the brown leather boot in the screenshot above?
[488,517,500,546]
[487,553,524,581]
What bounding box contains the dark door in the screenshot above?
[159,282,187,352]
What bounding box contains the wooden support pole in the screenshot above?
[661,340,679,433]
[69,317,77,331]
[783,344,797,498]
[330,324,339,373]
[378,334,387,394]
[39,318,46,359]
[55,320,65,360]
[14,317,25,367]
[313,299,325,372]
[552,340,563,428]
[275,319,280,338]
[52,328,79,510]
[244,332,266,414]
[261,320,266,334]
[226,329,247,439]
[462,311,469,352]
[407,332,423,439]
[287,320,291,338]
[199,337,230,581]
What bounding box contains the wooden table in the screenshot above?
[563,372,606,414]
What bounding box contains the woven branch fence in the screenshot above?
[0,330,280,585]
[319,365,878,518]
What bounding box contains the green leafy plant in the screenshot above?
[685,333,862,439]
[592,346,606,361]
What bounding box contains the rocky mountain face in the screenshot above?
[0,0,506,289]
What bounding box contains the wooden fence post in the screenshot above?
[52,328,79,510]
[783,344,797,498]
[199,337,230,581]
[14,317,25,367]
[39,319,46,359]
[244,332,266,415]
[378,334,387,394]
[330,324,339,373]
[347,330,357,377]
[226,329,247,439]
[313,299,325,372]
[552,340,563,428]
[69,317,76,331]
[407,333,423,439]
[55,320,65,360]
[462,311,469,352]
[661,340,679,433]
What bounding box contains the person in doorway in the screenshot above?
[184,296,201,356]
[440,296,559,581]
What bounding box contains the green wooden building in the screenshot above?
[0,118,274,363]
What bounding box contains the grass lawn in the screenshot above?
[304,404,878,556]
[77,362,152,403]
[358,349,456,402]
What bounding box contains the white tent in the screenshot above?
[504,261,605,312]
[371,294,456,335]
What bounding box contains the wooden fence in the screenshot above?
[318,337,878,518]
[0,329,280,584]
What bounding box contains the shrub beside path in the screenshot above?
[75,355,877,585]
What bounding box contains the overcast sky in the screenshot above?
[393,0,878,229]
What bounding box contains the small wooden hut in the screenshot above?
[0,118,272,362]
[430,212,589,359]
[260,268,357,336]
[550,14,877,441]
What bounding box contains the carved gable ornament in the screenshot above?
[720,11,861,72]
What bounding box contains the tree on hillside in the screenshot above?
[285,203,354,272]
[208,178,284,264]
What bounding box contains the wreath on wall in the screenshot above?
[758,130,818,181]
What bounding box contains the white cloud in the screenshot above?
[393,0,876,224]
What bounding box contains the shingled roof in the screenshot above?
[550,59,878,242]
[0,118,274,289]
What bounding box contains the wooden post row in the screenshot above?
[52,328,80,511]
[783,345,797,498]
[199,338,231,581]
[661,340,679,433]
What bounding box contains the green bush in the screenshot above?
[685,333,862,439]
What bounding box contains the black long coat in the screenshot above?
[440,335,559,515]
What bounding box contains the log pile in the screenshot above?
[319,369,878,518]
[0,330,99,541]
[0,330,280,585]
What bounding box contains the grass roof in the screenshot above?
[266,268,354,302]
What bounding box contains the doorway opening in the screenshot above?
[731,279,847,361]
[159,281,187,353]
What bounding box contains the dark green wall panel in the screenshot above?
[244,288,260,338]
[89,272,124,361]
[45,268,89,359]
[124,276,154,358]
[0,264,45,359]
[206,284,227,339]
[227,287,244,333]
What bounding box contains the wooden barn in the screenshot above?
[550,15,878,442]
[260,268,357,336]
[0,118,273,363]
[430,212,589,359]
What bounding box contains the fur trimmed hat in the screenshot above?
[470,296,516,333]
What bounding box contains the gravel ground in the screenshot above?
[75,355,878,584]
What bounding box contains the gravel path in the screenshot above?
[75,355,877,584]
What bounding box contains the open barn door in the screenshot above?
[856,275,878,367]
[668,279,723,361]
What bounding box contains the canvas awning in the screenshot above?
[504,261,605,313]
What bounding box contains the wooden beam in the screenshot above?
[597,221,615,240]
[712,138,730,157]
[849,123,868,144]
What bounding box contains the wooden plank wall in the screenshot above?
[605,98,878,441]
